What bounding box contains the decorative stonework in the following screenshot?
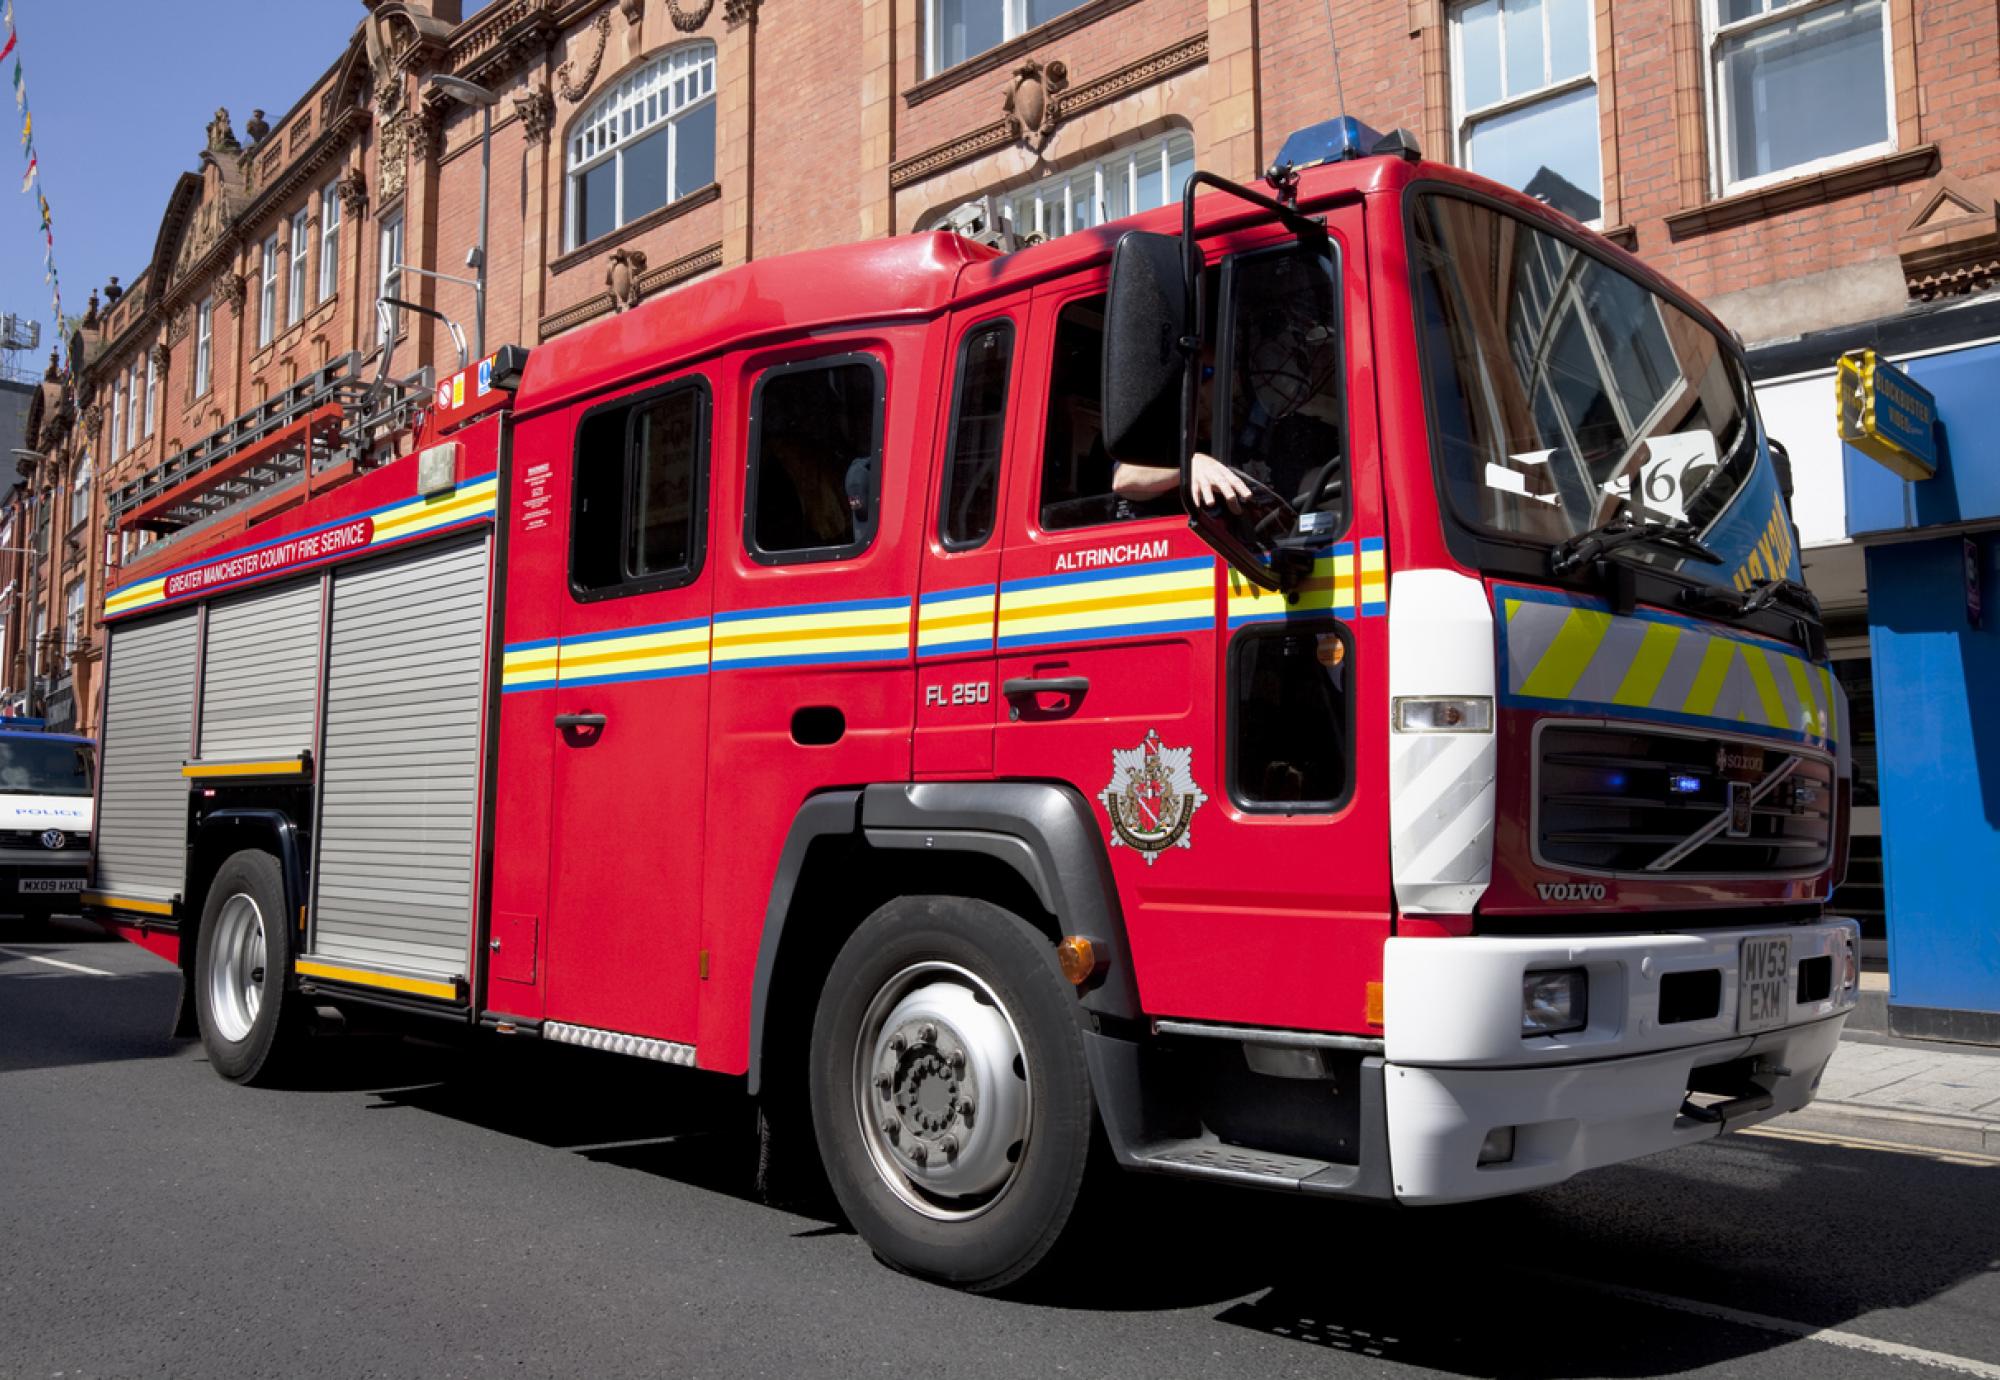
[337,166,369,219]
[666,0,715,30]
[515,85,556,145]
[541,241,722,336]
[891,35,1206,191]
[82,403,103,437]
[246,108,271,144]
[206,107,240,156]
[166,307,190,346]
[151,342,171,371]
[1898,173,2000,301]
[378,113,410,202]
[723,0,759,26]
[556,10,613,102]
[1003,60,1068,155]
[606,247,649,310]
[217,271,247,314]
[411,103,447,163]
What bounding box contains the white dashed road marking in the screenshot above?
[0,946,115,977]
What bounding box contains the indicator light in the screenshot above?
[1669,774,1702,794]
[1057,935,1096,986]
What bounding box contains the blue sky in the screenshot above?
[1,1,495,362]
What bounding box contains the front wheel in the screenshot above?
[194,850,300,1084]
[808,896,1098,1291]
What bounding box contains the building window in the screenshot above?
[289,207,310,327]
[1707,0,1890,192]
[980,131,1196,243]
[63,579,83,651]
[378,210,404,343]
[110,381,124,461]
[259,231,279,348]
[144,349,157,437]
[195,296,214,397]
[127,361,142,451]
[566,43,717,250]
[1451,0,1601,223]
[925,0,1088,76]
[69,453,90,529]
[319,180,341,303]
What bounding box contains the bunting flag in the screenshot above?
[5,3,67,375]
[0,32,14,63]
[18,153,29,191]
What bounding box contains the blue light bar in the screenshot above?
[1669,774,1703,795]
[1271,116,1387,173]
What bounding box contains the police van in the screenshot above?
[0,718,93,923]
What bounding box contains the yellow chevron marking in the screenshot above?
[1740,645,1789,729]
[1611,621,1681,707]
[1820,664,1838,733]
[1517,607,1613,701]
[1782,653,1824,738]
[1505,597,1522,623]
[1683,636,1737,717]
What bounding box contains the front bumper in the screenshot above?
[0,847,90,911]
[1380,916,1860,1203]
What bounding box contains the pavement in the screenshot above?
[8,918,2000,1380]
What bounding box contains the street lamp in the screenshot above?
[426,74,501,361]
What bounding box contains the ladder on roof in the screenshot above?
[107,354,435,548]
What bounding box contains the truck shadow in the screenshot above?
[310,1032,2000,1376]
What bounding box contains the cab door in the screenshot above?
[544,372,715,1046]
[914,299,1030,775]
[996,209,1391,1035]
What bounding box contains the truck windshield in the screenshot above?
[0,737,93,797]
[1411,192,1798,594]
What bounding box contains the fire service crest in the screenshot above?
[1099,729,1207,865]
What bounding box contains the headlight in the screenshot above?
[1522,967,1588,1036]
[1392,696,1493,732]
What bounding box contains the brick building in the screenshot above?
[6,0,1997,767]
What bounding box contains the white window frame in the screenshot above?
[318,181,341,303]
[972,131,1196,243]
[1703,0,1896,196]
[144,348,157,437]
[259,232,280,348]
[69,453,90,529]
[63,578,84,651]
[126,361,142,451]
[564,42,717,252]
[289,207,310,328]
[195,296,214,397]
[109,381,124,461]
[923,0,1086,78]
[1448,0,1603,222]
[377,211,404,343]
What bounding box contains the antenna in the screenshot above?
[1318,0,1353,158]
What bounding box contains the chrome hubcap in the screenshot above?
[852,961,1031,1221]
[208,893,267,1044]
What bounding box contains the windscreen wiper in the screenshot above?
[1549,508,1724,577]
[1687,576,1821,620]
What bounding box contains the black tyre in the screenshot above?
[193,849,300,1084]
[808,895,1096,1291]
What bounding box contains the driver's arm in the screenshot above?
[1111,453,1255,510]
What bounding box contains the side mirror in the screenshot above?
[1101,230,1187,467]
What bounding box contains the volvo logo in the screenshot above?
[1537,881,1608,902]
[39,828,66,850]
[1716,745,1764,774]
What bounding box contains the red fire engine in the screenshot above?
[86,119,1858,1290]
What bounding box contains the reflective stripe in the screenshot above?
[295,958,459,1001]
[1516,607,1612,702]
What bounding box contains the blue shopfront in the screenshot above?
[1845,336,2000,1043]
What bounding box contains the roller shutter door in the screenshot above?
[96,609,199,903]
[198,579,321,761]
[311,538,489,980]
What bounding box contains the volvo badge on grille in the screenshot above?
[39,828,66,850]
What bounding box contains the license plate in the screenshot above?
[1739,935,1791,1033]
[18,877,83,894]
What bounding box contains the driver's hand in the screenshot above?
[1189,451,1253,512]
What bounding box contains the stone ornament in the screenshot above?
[206,107,240,156]
[557,10,613,102]
[667,0,716,30]
[337,167,370,219]
[1003,59,1068,155]
[218,271,248,314]
[515,85,556,145]
[411,103,447,163]
[246,108,271,144]
[607,247,649,311]
[723,0,759,27]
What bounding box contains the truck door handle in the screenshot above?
[553,712,607,729]
[1002,676,1089,698]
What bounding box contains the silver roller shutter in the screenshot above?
[198,578,321,761]
[96,608,199,902]
[311,538,489,980]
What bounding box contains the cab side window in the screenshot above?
[571,379,709,597]
[748,355,885,563]
[1230,622,1352,810]
[939,321,1012,550]
[1038,297,1179,531]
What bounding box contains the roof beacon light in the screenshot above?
[1269,117,1422,181]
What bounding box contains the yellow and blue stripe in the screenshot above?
[1358,537,1387,615]
[104,473,501,619]
[711,595,912,670]
[917,583,998,658]
[557,616,710,687]
[996,555,1214,651]
[501,636,561,693]
[1226,542,1359,628]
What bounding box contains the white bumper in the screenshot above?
[1380,918,1859,1204]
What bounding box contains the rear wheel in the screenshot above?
[194,850,300,1084]
[808,896,1097,1291]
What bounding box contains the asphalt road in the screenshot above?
[6,919,2000,1380]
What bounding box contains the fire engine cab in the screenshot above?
[85,118,1858,1291]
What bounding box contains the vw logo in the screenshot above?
[39,828,66,850]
